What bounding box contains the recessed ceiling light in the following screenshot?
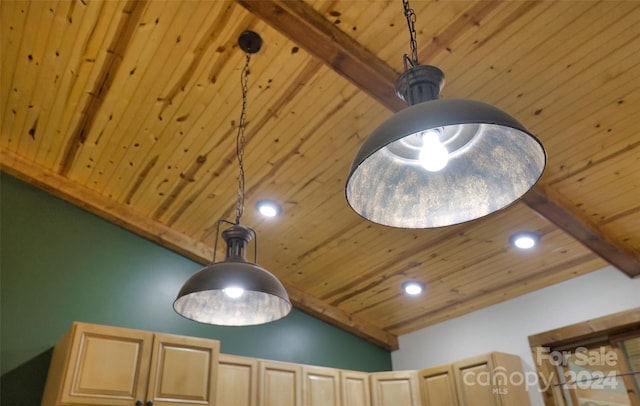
[510,231,540,250]
[256,200,281,218]
[402,281,425,296]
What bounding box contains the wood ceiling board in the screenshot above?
[543,106,640,183]
[601,219,640,258]
[423,1,559,94]
[5,2,50,155]
[90,3,253,209]
[552,154,640,234]
[13,1,72,162]
[74,0,227,192]
[454,2,607,103]
[29,2,98,168]
[506,34,640,129]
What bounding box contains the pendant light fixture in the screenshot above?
[174,31,291,326]
[345,0,546,228]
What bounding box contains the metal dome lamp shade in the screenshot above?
[345,0,546,228]
[174,31,291,326]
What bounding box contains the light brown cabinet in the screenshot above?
[303,365,341,406]
[370,370,421,406]
[258,360,302,406]
[43,323,531,406]
[340,370,371,406]
[42,322,220,406]
[453,352,530,406]
[418,364,458,405]
[216,354,258,406]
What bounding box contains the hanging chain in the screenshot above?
[235,52,251,224]
[403,0,419,67]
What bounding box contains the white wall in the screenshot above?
[391,266,640,406]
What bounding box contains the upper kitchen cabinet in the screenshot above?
[369,370,421,406]
[453,352,530,406]
[42,322,220,406]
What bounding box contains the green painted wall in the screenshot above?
[0,174,391,405]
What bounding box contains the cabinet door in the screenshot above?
[146,333,220,406]
[418,364,458,406]
[340,370,371,406]
[303,365,341,406]
[258,360,302,406]
[490,352,530,406]
[59,322,154,406]
[454,353,531,406]
[453,355,501,406]
[370,371,421,406]
[216,354,258,406]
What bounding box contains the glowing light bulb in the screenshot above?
[418,129,448,172]
[223,287,244,299]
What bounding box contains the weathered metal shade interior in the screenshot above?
[346,65,546,228]
[174,224,291,326]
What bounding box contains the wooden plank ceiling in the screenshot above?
[2,0,639,350]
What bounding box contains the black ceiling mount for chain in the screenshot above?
[238,31,262,54]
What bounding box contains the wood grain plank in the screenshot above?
[44,0,124,170]
[58,0,148,176]
[31,0,91,166]
[4,1,45,150]
[109,3,254,216]
[16,1,67,161]
[72,0,179,188]
[34,0,98,166]
[1,0,28,141]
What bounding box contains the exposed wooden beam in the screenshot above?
[522,187,640,278]
[237,0,640,279]
[235,0,406,112]
[0,147,398,351]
